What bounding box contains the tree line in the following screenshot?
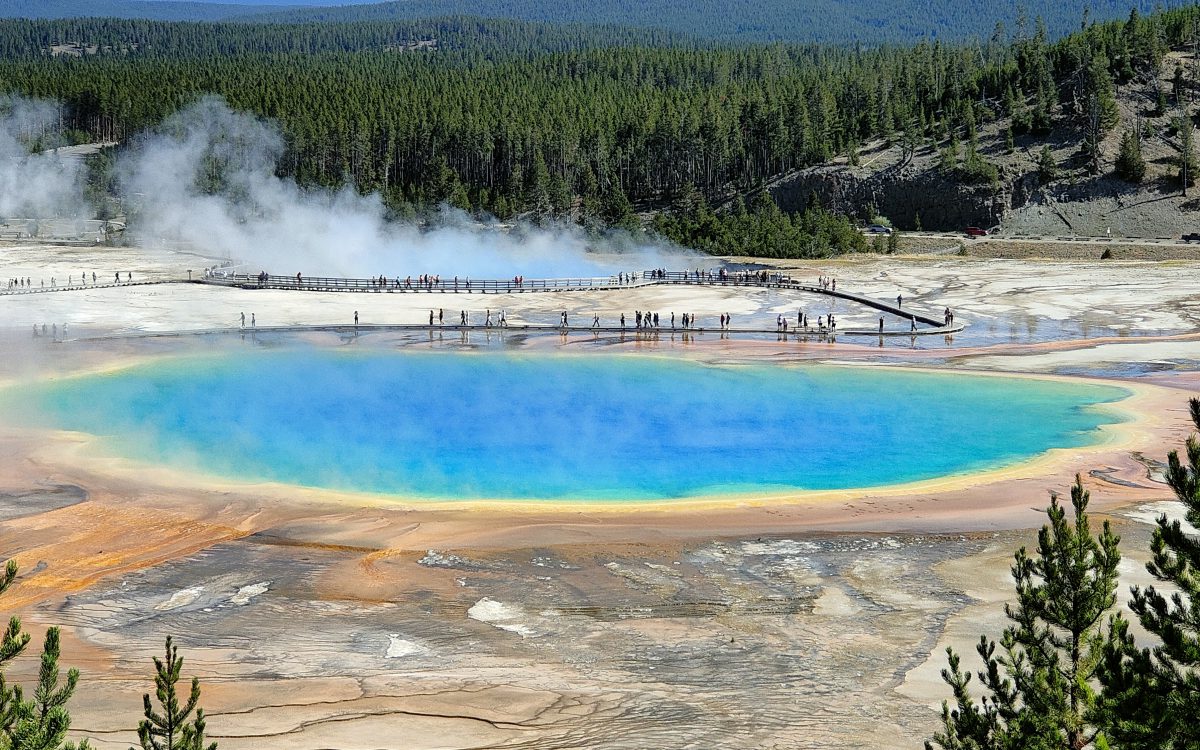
[1,5,1197,256]
[247,0,1198,47]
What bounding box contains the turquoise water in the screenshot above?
[15,351,1128,501]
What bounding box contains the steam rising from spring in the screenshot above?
[121,97,691,277]
[0,97,87,222]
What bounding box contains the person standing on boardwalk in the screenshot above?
[620,313,625,328]
[240,312,245,328]
[896,294,903,308]
[430,310,434,325]
[251,313,255,327]
[439,309,444,325]
[879,317,884,333]
[354,311,359,326]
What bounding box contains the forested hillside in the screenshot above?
[0,16,693,57]
[1,7,1197,256]
[0,1,273,22]
[253,0,1196,44]
[1,0,1196,44]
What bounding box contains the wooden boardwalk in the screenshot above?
[198,270,954,329]
[0,280,170,295]
[6,268,962,335]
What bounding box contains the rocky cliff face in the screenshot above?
[767,164,1037,231]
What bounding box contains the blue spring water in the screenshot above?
[15,351,1129,501]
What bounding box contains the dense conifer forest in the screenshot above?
[1,6,1198,256]
[3,0,1196,44]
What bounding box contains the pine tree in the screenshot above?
[927,476,1121,750]
[135,637,216,750]
[1176,115,1198,195]
[0,561,30,742]
[0,561,90,750]
[1115,129,1147,183]
[7,629,91,750]
[1037,145,1059,182]
[1081,53,1119,175]
[1099,398,1200,749]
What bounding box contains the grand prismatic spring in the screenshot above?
[1,247,1198,750]
[14,351,1130,501]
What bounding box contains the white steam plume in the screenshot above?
[122,97,693,278]
[0,97,87,222]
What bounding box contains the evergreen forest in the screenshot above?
[1,0,1196,45]
[2,6,1197,256]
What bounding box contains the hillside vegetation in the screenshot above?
[0,0,271,22]
[0,0,1197,44]
[2,7,1199,255]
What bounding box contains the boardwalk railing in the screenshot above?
[2,268,956,332]
[203,272,655,294]
[199,268,951,328]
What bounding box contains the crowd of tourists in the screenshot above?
[30,322,68,339]
[6,271,133,291]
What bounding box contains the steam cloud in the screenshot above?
[0,97,87,223]
[117,97,691,277]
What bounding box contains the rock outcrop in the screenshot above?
[767,163,1038,231]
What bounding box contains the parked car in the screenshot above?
[1183,232,1200,242]
[965,226,987,237]
[866,224,893,234]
